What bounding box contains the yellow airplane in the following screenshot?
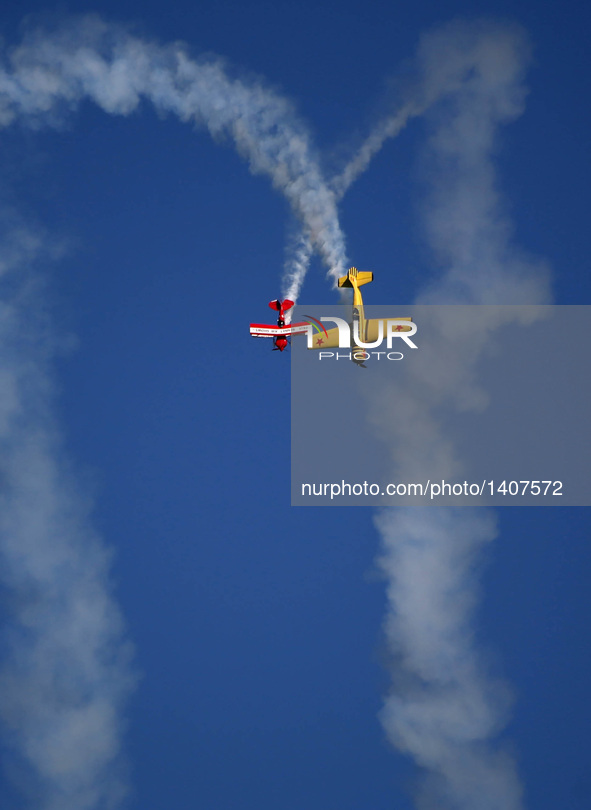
[308,267,413,366]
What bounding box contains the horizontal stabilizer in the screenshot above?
[268,299,295,312]
[338,267,373,288]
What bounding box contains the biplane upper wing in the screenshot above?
[249,321,309,338]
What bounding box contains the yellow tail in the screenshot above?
[338,267,373,288]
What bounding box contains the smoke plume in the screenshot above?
[376,508,523,810]
[0,214,135,809]
[371,20,550,809]
[0,15,347,300]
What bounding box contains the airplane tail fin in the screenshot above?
[338,267,373,288]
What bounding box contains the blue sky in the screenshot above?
[0,2,589,809]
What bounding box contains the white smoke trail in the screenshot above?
[282,228,315,304]
[334,18,534,205]
[331,101,421,201]
[376,509,523,810]
[413,20,549,306]
[285,101,421,294]
[0,213,135,809]
[284,17,539,300]
[0,15,347,301]
[371,20,551,809]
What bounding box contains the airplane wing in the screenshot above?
[307,319,413,349]
[363,317,413,341]
[249,322,309,338]
[307,326,341,349]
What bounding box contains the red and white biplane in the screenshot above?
[249,299,308,352]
